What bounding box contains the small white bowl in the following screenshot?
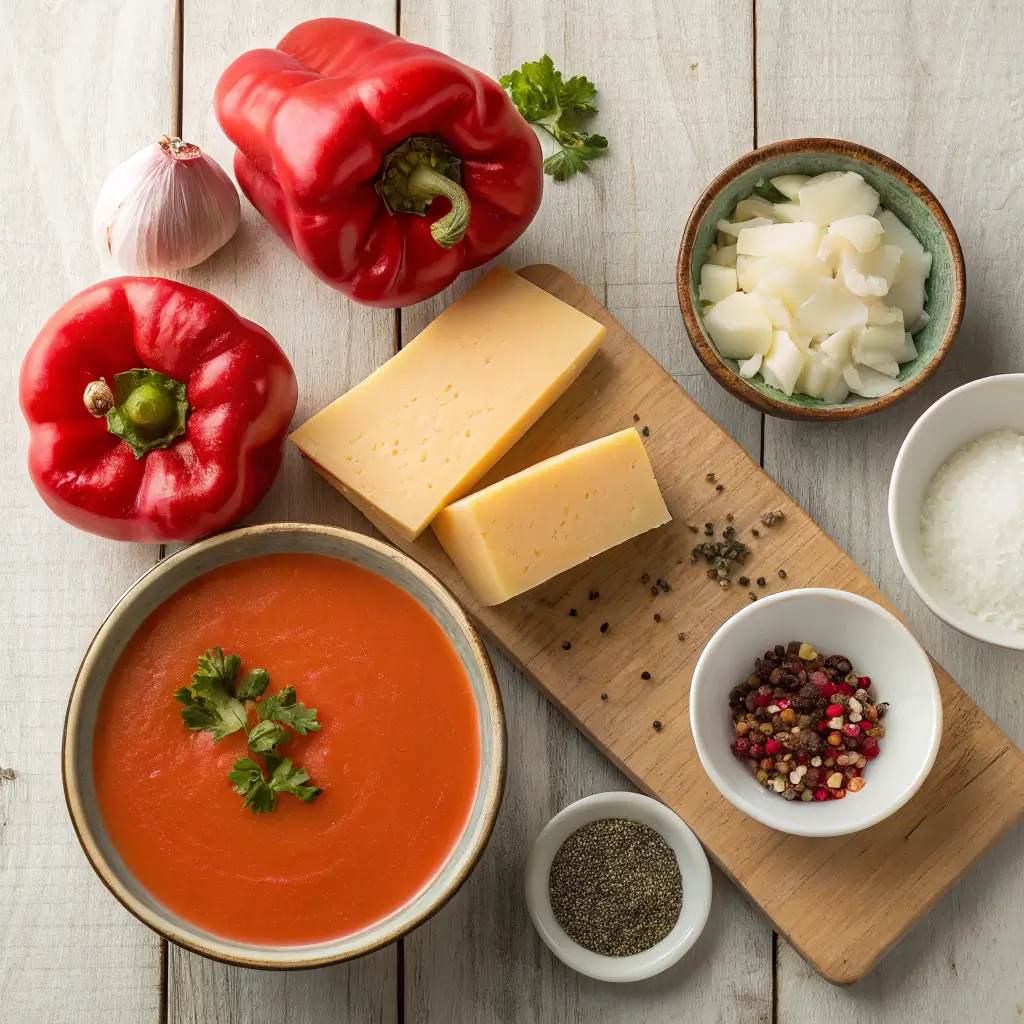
[889,373,1024,650]
[524,792,712,982]
[689,589,942,838]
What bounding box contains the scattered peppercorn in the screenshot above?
[632,413,640,422]
[589,590,599,600]
[706,472,716,482]
[687,523,699,533]
[641,425,650,437]
[641,671,651,680]
[703,522,714,536]
[751,528,760,537]
[653,613,661,623]
[778,569,787,579]
[562,641,571,650]
[726,513,734,522]
[598,622,608,634]
[656,578,671,593]
[677,632,685,641]
[719,580,729,589]
[600,693,608,701]
[653,720,663,731]
[569,608,577,616]
[715,483,724,493]
[756,576,766,587]
[760,509,785,526]
[738,575,750,586]
[640,572,650,585]
[748,592,757,601]
[723,525,735,539]
[651,585,659,597]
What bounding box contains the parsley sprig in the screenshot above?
[174,648,322,814]
[500,55,608,181]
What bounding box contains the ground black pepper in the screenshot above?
[548,818,682,957]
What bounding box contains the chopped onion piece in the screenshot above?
[704,292,773,359]
[769,174,810,200]
[794,279,869,336]
[699,264,738,302]
[841,244,902,297]
[819,327,854,366]
[798,172,879,226]
[828,215,883,253]
[760,331,805,397]
[735,197,779,221]
[707,244,738,267]
[844,363,900,398]
[755,265,832,308]
[717,216,773,238]
[736,222,823,262]
[738,353,763,378]
[895,331,918,363]
[773,202,804,223]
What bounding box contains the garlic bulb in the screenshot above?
[93,136,240,274]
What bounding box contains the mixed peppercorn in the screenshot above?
[729,642,887,801]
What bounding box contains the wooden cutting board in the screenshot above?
[324,264,1024,985]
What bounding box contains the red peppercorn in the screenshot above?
[816,720,829,732]
[860,720,873,733]
[861,738,880,759]
[809,671,828,687]
[842,723,860,738]
[749,743,764,759]
[756,694,772,707]
[831,787,847,799]
[858,676,871,687]
[826,703,844,718]
[765,738,782,756]
[838,682,855,695]
[819,682,838,699]
[733,738,751,755]
[813,788,828,801]
[776,698,791,710]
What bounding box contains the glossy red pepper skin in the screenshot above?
[20,278,298,543]
[214,19,543,307]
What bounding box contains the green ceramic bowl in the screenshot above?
[677,139,965,420]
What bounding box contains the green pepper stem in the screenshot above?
[405,166,471,248]
[99,368,189,459]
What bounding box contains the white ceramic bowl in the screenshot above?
[63,523,506,969]
[889,373,1024,649]
[689,589,942,838]
[524,792,712,982]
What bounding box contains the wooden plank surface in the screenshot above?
[398,1,772,1019]
[350,264,1024,986]
[756,0,1024,1016]
[170,2,398,1022]
[0,2,176,1021]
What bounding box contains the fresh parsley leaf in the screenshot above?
[500,55,608,181]
[176,649,248,741]
[258,687,321,736]
[227,757,275,813]
[236,668,270,701]
[266,755,322,804]
[247,720,289,754]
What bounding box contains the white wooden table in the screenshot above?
[3,1,1023,1020]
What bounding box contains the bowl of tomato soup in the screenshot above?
[63,523,505,968]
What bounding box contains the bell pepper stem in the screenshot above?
[405,165,471,249]
[87,368,189,459]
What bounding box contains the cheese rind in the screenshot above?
[289,268,605,541]
[432,429,671,605]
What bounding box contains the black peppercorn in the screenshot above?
[589,589,599,600]
[704,522,714,536]
[641,425,650,437]
[738,575,750,586]
[641,671,651,680]
[653,613,661,623]
[751,528,760,537]
[749,592,757,602]
[632,413,640,422]
[569,608,577,616]
[562,641,571,650]
[677,632,685,641]
[706,472,716,482]
[600,692,608,701]
[600,622,609,633]
[726,513,734,522]
[778,569,787,579]
[653,720,663,731]
[715,483,724,492]
[757,576,766,587]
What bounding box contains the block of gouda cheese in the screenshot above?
[289,267,605,541]
[432,428,671,605]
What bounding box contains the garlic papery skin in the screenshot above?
[93,136,241,274]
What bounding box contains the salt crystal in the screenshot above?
[920,429,1024,629]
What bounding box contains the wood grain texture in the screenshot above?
[338,266,1024,986]
[397,1,772,1020]
[0,2,176,1021]
[170,2,397,1021]
[756,0,1024,1014]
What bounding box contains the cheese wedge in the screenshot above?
[432,429,671,605]
[290,268,605,541]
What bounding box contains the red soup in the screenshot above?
[93,553,481,945]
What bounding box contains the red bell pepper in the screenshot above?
[214,19,543,307]
[20,278,297,543]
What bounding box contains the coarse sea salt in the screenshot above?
[920,429,1024,630]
